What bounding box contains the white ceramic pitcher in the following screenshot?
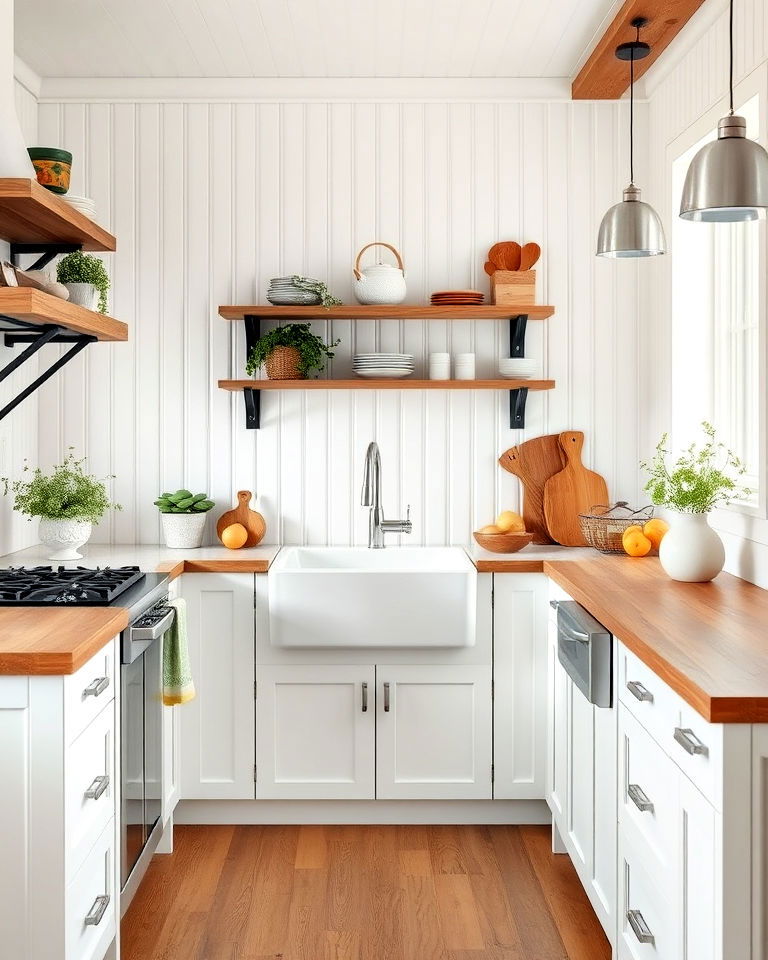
[353,242,407,305]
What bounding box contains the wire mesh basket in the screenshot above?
[579,502,654,554]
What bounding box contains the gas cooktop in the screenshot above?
[0,565,146,605]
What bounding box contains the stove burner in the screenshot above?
[0,565,146,605]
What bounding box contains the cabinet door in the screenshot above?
[494,574,548,799]
[179,573,255,800]
[548,616,568,823]
[676,774,717,960]
[255,665,375,800]
[376,665,492,800]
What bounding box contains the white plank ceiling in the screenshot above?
[15,0,617,78]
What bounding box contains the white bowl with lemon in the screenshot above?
[473,510,533,553]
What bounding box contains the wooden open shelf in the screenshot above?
[0,289,127,342]
[0,179,116,251]
[220,378,555,392]
[220,304,555,321]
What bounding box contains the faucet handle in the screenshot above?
[406,504,411,522]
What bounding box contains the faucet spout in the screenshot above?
[361,441,381,508]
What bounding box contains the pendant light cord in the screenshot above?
[729,0,734,114]
[630,35,635,184]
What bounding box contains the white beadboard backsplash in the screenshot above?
[33,98,645,546]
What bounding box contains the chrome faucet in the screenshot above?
[361,441,412,548]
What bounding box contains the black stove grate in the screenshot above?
[0,565,146,605]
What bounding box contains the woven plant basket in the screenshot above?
[579,502,654,554]
[265,346,304,380]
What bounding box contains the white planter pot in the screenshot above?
[63,283,99,311]
[38,518,92,561]
[161,512,207,549]
[658,511,725,582]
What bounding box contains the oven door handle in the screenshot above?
[122,606,176,664]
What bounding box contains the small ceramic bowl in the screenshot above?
[28,147,73,195]
[473,531,534,553]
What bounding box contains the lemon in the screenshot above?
[496,510,525,533]
[479,524,503,534]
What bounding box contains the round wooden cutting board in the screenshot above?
[216,490,266,547]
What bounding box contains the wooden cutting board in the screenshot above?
[543,431,608,547]
[498,434,566,544]
[216,490,266,547]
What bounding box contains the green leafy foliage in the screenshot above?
[154,490,215,514]
[245,323,341,378]
[289,275,342,309]
[1,450,121,522]
[56,251,111,314]
[640,422,751,514]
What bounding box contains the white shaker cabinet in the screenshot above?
[255,664,376,800]
[178,573,255,800]
[376,664,492,800]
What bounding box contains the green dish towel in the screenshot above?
[162,597,195,706]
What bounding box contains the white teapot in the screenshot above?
[353,242,407,305]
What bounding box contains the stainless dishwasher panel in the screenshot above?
[555,600,612,708]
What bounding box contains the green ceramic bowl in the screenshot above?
[27,147,73,195]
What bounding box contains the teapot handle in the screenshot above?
[354,241,406,279]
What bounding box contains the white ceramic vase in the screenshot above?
[63,283,99,311]
[39,518,93,561]
[161,512,207,549]
[658,511,725,582]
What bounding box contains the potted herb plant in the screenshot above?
[246,323,341,380]
[641,422,751,582]
[154,489,215,548]
[1,451,121,560]
[56,251,110,313]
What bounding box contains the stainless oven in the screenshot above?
[553,600,613,708]
[120,582,175,913]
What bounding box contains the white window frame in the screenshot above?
[666,64,768,545]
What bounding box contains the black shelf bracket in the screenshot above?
[243,314,261,429]
[10,242,83,272]
[0,316,95,421]
[508,313,529,429]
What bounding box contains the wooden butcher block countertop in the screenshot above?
[545,555,768,723]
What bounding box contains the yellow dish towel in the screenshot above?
[162,597,195,706]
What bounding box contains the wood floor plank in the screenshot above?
[521,826,611,960]
[325,930,361,960]
[327,839,364,932]
[399,848,432,876]
[361,826,402,960]
[462,827,525,958]
[399,874,448,960]
[295,824,328,869]
[428,825,479,875]
[434,874,485,951]
[240,825,299,957]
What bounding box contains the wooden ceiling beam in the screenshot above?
[572,0,708,100]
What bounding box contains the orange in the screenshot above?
[221,522,248,549]
[643,518,670,551]
[622,527,652,557]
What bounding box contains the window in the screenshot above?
[671,93,766,515]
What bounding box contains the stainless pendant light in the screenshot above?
[596,18,666,258]
[679,0,768,221]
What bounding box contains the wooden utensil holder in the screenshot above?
[491,269,536,305]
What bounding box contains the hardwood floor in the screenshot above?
[121,824,610,960]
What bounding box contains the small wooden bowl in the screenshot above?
[473,531,534,553]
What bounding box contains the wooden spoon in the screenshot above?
[500,241,521,271]
[484,261,496,276]
[487,243,505,269]
[520,242,541,271]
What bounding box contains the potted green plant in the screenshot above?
[154,489,215,548]
[1,451,121,560]
[246,323,341,380]
[56,251,110,314]
[641,421,751,582]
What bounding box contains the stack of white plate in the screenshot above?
[63,194,97,220]
[454,352,476,380]
[267,277,322,305]
[353,354,414,379]
[499,357,540,379]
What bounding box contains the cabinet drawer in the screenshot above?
[66,702,116,878]
[66,817,116,960]
[667,700,722,810]
[618,835,675,960]
[65,640,116,744]
[618,705,676,884]
[618,645,678,747]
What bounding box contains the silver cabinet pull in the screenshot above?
[627,909,655,944]
[383,682,391,713]
[84,894,110,926]
[628,783,654,813]
[626,680,653,703]
[674,727,708,756]
[361,682,368,713]
[83,676,109,698]
[84,775,110,801]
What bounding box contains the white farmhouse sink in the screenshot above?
[268,547,476,648]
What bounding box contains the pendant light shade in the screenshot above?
[679,0,768,222]
[597,185,667,257]
[596,18,666,258]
